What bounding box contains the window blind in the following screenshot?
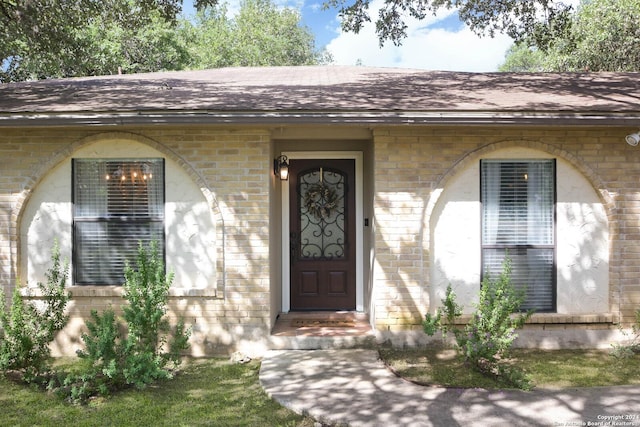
[481,160,556,311]
[73,159,165,285]
[483,248,555,311]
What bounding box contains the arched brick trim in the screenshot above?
[433,139,615,214]
[426,138,620,317]
[14,131,226,293]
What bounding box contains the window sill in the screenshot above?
[525,313,619,325]
[20,286,218,298]
[446,313,619,325]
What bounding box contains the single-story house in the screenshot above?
[1,66,639,356]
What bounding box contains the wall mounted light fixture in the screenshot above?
[274,155,289,180]
[626,132,640,146]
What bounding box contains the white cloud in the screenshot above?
[308,2,323,12]
[325,4,515,72]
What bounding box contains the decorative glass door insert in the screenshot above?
[298,167,346,260]
[288,158,356,310]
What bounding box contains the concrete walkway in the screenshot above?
[259,349,640,427]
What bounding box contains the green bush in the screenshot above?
[611,309,640,358]
[121,241,189,369]
[460,259,532,368]
[423,258,533,389]
[64,241,191,403]
[0,243,70,380]
[75,308,126,393]
[423,284,462,338]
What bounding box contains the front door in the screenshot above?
[289,159,356,310]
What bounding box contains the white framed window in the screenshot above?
[72,158,165,285]
[481,159,556,311]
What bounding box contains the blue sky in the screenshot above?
[182,0,519,71]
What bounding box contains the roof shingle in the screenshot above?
[1,66,639,125]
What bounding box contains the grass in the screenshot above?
[0,358,316,427]
[379,347,640,390]
[2,349,639,426]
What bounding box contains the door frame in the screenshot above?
[281,151,364,313]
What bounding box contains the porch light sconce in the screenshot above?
[274,155,289,180]
[626,132,640,147]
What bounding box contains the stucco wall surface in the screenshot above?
[0,125,638,356]
[21,138,219,291]
[372,127,633,341]
[2,128,273,357]
[430,147,609,314]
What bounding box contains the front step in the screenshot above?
[269,311,377,350]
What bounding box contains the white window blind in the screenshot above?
[481,160,555,311]
[73,159,165,285]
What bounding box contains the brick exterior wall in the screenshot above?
[1,127,272,356]
[372,126,633,332]
[0,124,637,355]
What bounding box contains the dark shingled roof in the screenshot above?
[1,66,639,126]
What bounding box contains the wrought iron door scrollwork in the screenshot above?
[297,167,347,260]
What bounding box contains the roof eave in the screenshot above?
[0,110,638,127]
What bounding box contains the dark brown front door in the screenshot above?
[289,159,356,310]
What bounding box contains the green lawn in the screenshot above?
[0,358,316,427]
[2,349,639,426]
[379,347,640,389]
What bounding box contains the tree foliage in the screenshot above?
[498,43,546,72]
[1,0,328,82]
[1,0,193,80]
[324,0,574,46]
[182,0,331,69]
[232,0,325,66]
[500,0,640,72]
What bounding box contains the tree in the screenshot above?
[0,0,203,81]
[181,0,331,69]
[500,0,640,72]
[231,0,325,66]
[323,0,574,46]
[1,0,329,82]
[547,0,640,71]
[74,7,190,76]
[498,44,546,72]
[180,4,235,69]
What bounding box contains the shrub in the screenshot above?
[460,259,532,369]
[423,284,462,338]
[611,309,640,359]
[0,243,70,380]
[75,308,126,392]
[121,241,189,369]
[65,241,191,403]
[423,258,533,389]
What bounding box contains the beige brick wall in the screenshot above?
[1,124,639,355]
[372,126,635,330]
[1,127,272,356]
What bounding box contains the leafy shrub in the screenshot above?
[0,243,70,380]
[460,259,532,368]
[423,258,533,389]
[611,309,640,359]
[423,284,462,338]
[64,242,191,403]
[121,241,189,369]
[74,308,126,394]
